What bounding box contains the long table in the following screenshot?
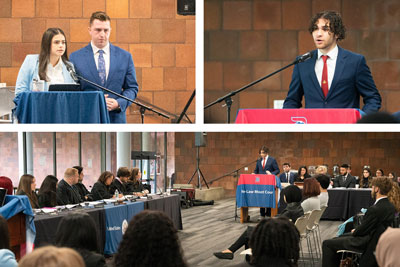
[34,194,181,254]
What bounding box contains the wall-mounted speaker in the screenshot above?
[177,0,195,16]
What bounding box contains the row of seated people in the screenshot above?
[13,166,149,209]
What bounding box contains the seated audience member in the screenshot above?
[360,168,373,188]
[213,185,304,260]
[0,216,18,267]
[114,210,187,267]
[57,168,82,205]
[38,175,58,208]
[376,168,384,178]
[387,181,400,214]
[333,164,356,188]
[126,168,148,195]
[73,166,92,201]
[322,177,396,267]
[293,166,311,183]
[91,171,119,201]
[17,174,39,209]
[246,217,300,267]
[301,178,321,213]
[315,165,328,175]
[18,246,85,267]
[315,174,330,207]
[0,176,13,195]
[55,212,106,267]
[388,172,396,182]
[110,167,130,195]
[279,163,295,184]
[375,227,400,267]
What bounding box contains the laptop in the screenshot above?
[48,84,81,92]
[0,188,7,207]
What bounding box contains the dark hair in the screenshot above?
[0,215,10,249]
[298,166,308,176]
[73,166,83,175]
[98,171,114,185]
[129,168,141,183]
[259,146,269,154]
[38,175,58,207]
[303,178,320,198]
[340,164,349,169]
[372,177,393,195]
[117,167,130,178]
[90,11,111,25]
[283,163,291,167]
[114,210,187,267]
[315,174,330,189]
[17,174,38,208]
[376,169,384,176]
[309,10,346,41]
[55,212,99,252]
[39,28,69,81]
[283,185,302,203]
[249,217,300,266]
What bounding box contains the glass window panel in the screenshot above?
[0,132,19,189]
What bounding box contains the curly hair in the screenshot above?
[249,217,300,266]
[388,181,400,212]
[309,10,346,41]
[114,210,187,267]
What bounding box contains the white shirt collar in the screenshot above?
[317,45,338,61]
[374,196,387,205]
[47,58,63,71]
[91,41,110,55]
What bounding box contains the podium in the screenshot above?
[236,174,280,223]
[14,91,110,123]
[235,108,362,124]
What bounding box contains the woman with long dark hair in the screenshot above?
[0,216,17,267]
[126,167,148,194]
[359,168,373,188]
[38,175,58,208]
[293,166,311,182]
[14,28,77,104]
[16,174,39,209]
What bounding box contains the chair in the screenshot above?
[337,249,362,267]
[306,209,323,259]
[295,213,315,267]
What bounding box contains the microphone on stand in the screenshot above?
[293,51,313,64]
[65,64,80,83]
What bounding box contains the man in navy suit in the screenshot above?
[283,11,381,113]
[70,11,139,123]
[253,146,280,218]
[279,163,295,184]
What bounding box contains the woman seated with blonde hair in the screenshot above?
[18,246,85,267]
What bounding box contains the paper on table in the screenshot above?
[41,208,57,213]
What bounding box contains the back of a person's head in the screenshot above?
[283,185,302,203]
[376,227,400,267]
[303,178,321,198]
[39,175,58,195]
[64,168,78,180]
[249,217,300,266]
[387,181,400,212]
[114,210,187,267]
[0,215,10,249]
[0,176,13,195]
[372,177,393,196]
[55,212,99,252]
[18,246,85,267]
[315,174,330,189]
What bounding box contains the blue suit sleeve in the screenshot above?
[117,53,139,112]
[283,63,303,109]
[356,56,381,113]
[271,159,280,175]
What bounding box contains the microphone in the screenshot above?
[294,51,313,64]
[65,64,79,83]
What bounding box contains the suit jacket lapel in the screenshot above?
[84,44,102,85]
[106,44,117,87]
[327,46,346,99]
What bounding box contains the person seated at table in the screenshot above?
[0,176,13,195]
[114,210,188,267]
[55,212,106,267]
[375,227,400,267]
[38,175,58,208]
[18,246,85,267]
[72,166,92,201]
[301,177,321,213]
[213,185,304,260]
[388,172,396,182]
[293,166,311,183]
[110,167,130,195]
[91,171,122,200]
[57,168,82,205]
[315,174,330,207]
[126,168,149,196]
[0,216,18,267]
[322,177,396,267]
[376,168,384,178]
[333,164,356,188]
[16,174,39,209]
[279,163,295,184]
[14,28,77,105]
[359,168,373,188]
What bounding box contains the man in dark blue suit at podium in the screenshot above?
[253,145,280,218]
[283,10,381,113]
[70,11,139,123]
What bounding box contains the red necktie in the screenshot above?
[262,158,265,169]
[321,55,329,97]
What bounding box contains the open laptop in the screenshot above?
[48,84,80,92]
[0,188,7,207]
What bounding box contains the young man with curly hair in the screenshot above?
[283,11,381,113]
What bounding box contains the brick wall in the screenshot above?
[175,132,400,196]
[204,0,400,122]
[0,0,195,123]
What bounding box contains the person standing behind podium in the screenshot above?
[70,11,139,124]
[279,163,295,184]
[57,168,82,205]
[14,28,77,105]
[283,10,381,113]
[333,164,356,188]
[253,146,280,218]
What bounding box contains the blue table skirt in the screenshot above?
[15,91,110,123]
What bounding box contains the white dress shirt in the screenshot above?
[91,42,110,80]
[315,45,338,90]
[46,59,64,84]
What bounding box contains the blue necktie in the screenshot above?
[98,50,106,86]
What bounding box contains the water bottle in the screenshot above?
[114,189,119,199]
